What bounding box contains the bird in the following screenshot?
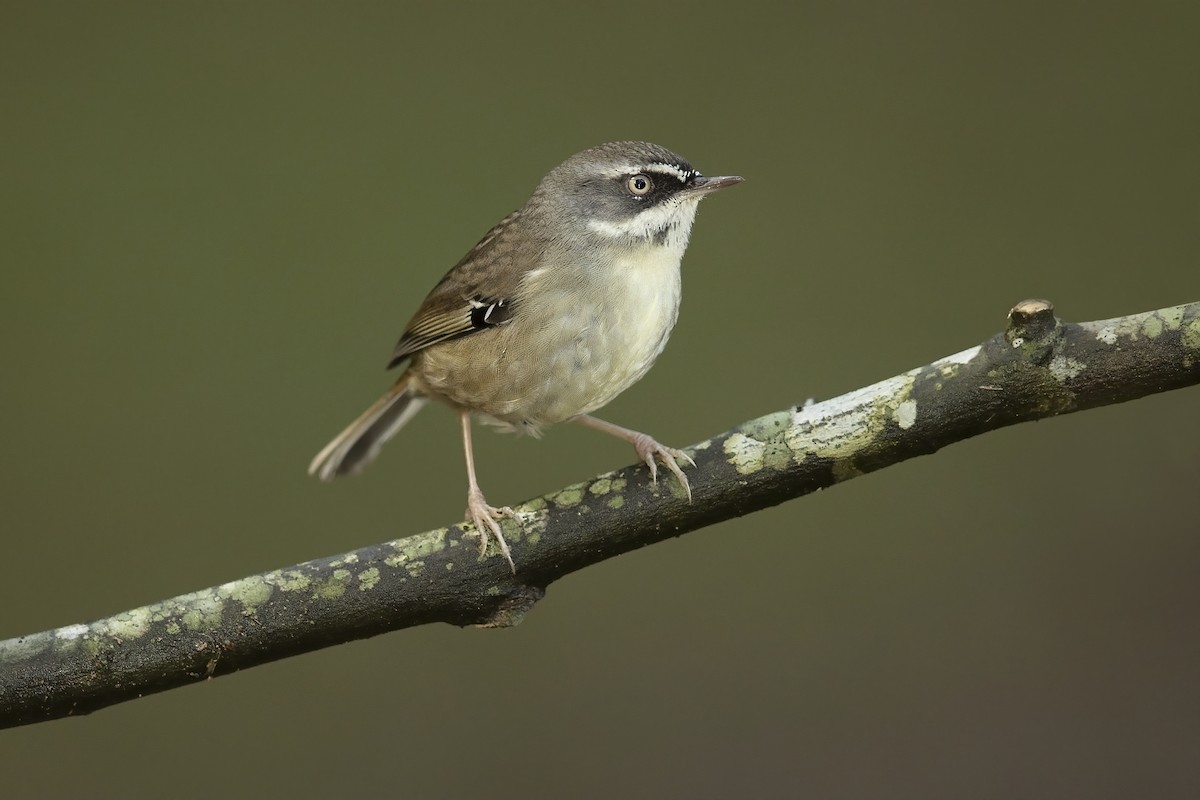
[309,141,743,572]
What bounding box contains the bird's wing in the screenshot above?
[387,210,526,369]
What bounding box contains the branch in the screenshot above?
[2,299,1198,728]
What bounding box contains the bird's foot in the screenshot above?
[629,433,696,502]
[573,415,696,502]
[466,486,516,573]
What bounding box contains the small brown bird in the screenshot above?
[309,141,742,571]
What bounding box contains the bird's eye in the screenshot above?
[626,174,653,196]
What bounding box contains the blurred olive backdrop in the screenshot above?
[2,2,1198,797]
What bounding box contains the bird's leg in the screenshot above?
[460,410,515,572]
[574,414,695,501]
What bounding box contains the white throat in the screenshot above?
[586,196,703,253]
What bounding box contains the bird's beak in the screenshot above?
[687,174,745,194]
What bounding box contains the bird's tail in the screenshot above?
[308,373,428,481]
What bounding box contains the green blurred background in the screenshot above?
[2,2,1198,797]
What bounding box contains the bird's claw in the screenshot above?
[631,435,695,502]
[466,487,516,573]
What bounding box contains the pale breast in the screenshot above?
[414,242,684,431]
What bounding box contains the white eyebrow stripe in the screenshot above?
[640,163,691,182]
[598,163,693,182]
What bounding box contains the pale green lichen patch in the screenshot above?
[1049,355,1085,381]
[588,475,627,496]
[56,623,89,642]
[608,494,625,510]
[1183,316,1200,352]
[1155,305,1185,332]
[270,569,312,593]
[150,603,177,624]
[313,569,350,600]
[724,432,766,475]
[405,560,427,578]
[166,621,181,635]
[788,373,915,461]
[1095,325,1118,345]
[387,529,448,564]
[330,553,359,568]
[554,485,584,507]
[218,576,273,617]
[312,578,346,600]
[1092,312,1162,345]
[738,410,792,443]
[181,593,225,632]
[358,566,380,591]
[517,508,548,546]
[4,632,54,662]
[762,441,793,471]
[893,400,917,430]
[103,607,152,640]
[724,409,799,474]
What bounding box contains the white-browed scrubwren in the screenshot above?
[310,141,743,572]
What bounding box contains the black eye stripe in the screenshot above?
[618,160,698,203]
